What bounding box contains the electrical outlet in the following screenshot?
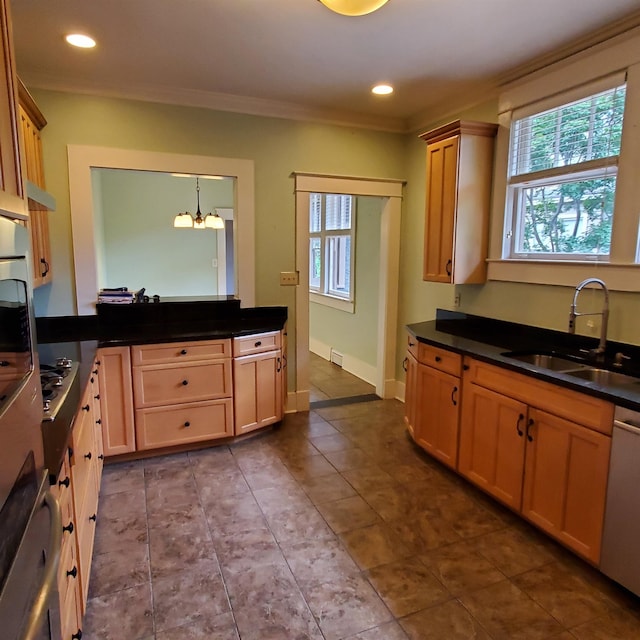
[211,258,218,268]
[454,292,461,308]
[280,271,299,286]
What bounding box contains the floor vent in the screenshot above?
[330,349,343,367]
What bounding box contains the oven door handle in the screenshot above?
[21,490,62,640]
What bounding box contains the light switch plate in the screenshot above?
[280,271,299,286]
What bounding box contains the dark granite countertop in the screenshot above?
[408,310,640,411]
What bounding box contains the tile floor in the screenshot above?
[83,403,640,639]
[309,352,375,403]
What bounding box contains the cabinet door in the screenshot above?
[522,409,611,563]
[423,135,458,283]
[29,208,52,287]
[403,351,418,439]
[414,363,460,469]
[234,350,283,435]
[458,382,527,510]
[97,346,136,456]
[0,0,25,218]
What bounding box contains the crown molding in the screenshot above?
[21,73,409,134]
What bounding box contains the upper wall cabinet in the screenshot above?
[420,120,497,284]
[0,0,25,219]
[18,80,54,287]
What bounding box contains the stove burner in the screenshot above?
[39,359,79,422]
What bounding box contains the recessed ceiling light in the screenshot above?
[318,0,390,16]
[65,33,96,49]
[372,84,393,95]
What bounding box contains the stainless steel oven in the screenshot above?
[0,216,61,640]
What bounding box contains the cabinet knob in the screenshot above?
[182,379,189,386]
[62,521,74,535]
[82,404,90,412]
[463,364,470,371]
[526,418,535,442]
[66,566,78,579]
[435,356,442,362]
[89,514,97,522]
[180,349,188,355]
[516,413,524,437]
[96,419,102,425]
[98,454,104,460]
[72,631,83,640]
[451,386,458,406]
[90,377,94,384]
[255,341,262,347]
[84,452,92,460]
[40,257,49,277]
[92,369,99,375]
[95,360,101,366]
[58,476,70,489]
[408,341,415,347]
[276,357,282,373]
[184,421,191,428]
[94,394,100,400]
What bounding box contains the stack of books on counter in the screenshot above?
[97,288,135,304]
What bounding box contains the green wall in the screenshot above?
[95,169,233,297]
[309,196,381,369]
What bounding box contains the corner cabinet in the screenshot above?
[404,333,461,469]
[233,331,284,435]
[419,120,497,284]
[0,0,25,219]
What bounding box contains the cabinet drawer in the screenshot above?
[70,404,95,515]
[58,533,81,633]
[406,333,419,359]
[131,339,231,365]
[233,331,281,357]
[135,398,234,450]
[418,343,461,376]
[76,472,99,613]
[132,360,232,408]
[465,358,614,435]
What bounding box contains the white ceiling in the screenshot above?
[10,0,640,132]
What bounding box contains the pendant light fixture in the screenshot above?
[318,0,389,16]
[173,177,225,230]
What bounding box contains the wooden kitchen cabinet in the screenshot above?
[18,81,53,287]
[233,331,283,436]
[0,0,25,220]
[132,339,234,449]
[523,408,611,563]
[419,120,497,284]
[460,357,613,563]
[458,381,527,510]
[404,335,461,469]
[96,346,136,456]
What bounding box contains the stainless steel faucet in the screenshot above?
[568,278,609,358]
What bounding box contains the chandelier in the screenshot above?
[318,0,389,16]
[173,177,225,229]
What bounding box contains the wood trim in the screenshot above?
[419,120,498,144]
[17,77,46,129]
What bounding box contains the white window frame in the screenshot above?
[309,193,356,313]
[505,84,625,261]
[487,36,640,291]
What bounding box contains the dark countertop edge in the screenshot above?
[407,318,640,411]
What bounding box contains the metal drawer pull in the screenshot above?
[84,452,92,460]
[96,419,102,425]
[526,418,534,442]
[516,413,524,436]
[94,394,100,400]
[82,404,90,412]
[402,357,408,372]
[255,340,262,347]
[98,454,104,460]
[445,259,452,276]
[451,386,458,406]
[182,379,189,386]
[435,356,442,362]
[184,421,191,428]
[62,521,74,534]
[92,369,98,375]
[40,257,49,277]
[72,631,83,640]
[180,349,188,355]
[59,476,70,489]
[277,357,282,373]
[409,341,415,347]
[89,514,97,522]
[66,566,77,579]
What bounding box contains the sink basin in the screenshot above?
[501,351,589,372]
[565,368,640,388]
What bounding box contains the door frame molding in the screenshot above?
[293,172,404,410]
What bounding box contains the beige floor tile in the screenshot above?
[316,495,381,533]
[570,608,640,639]
[340,522,413,570]
[300,471,358,503]
[89,543,150,599]
[400,599,492,640]
[155,612,239,640]
[346,620,410,639]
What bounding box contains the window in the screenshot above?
[309,193,355,304]
[506,83,626,259]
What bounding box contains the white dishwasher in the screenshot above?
[599,406,640,597]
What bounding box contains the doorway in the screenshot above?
[293,173,404,412]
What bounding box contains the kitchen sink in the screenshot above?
[501,351,589,372]
[565,368,640,388]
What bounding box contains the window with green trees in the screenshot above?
[507,84,626,258]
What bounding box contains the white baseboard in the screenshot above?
[309,338,331,360]
[310,337,377,386]
[396,380,406,402]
